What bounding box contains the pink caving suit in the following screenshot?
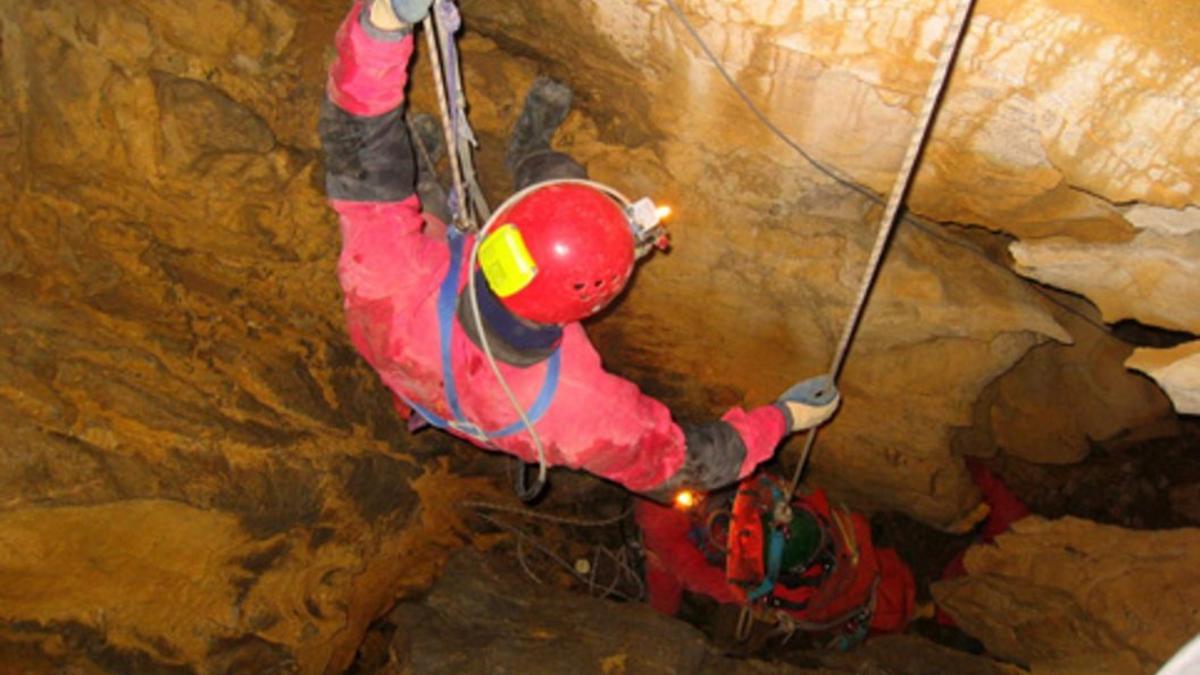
[319,3,788,498]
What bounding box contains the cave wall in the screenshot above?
[467,0,1200,413]
[0,1,500,671]
[0,0,1193,671]
[934,516,1200,673]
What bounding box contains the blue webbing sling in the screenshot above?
[400,229,560,442]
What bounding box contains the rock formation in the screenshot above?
[933,516,1200,674]
[0,1,494,670]
[0,0,1195,671]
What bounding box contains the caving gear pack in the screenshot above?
[726,474,831,605]
[719,475,884,645]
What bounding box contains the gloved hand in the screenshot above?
[391,0,434,23]
[775,375,840,432]
[368,0,434,30]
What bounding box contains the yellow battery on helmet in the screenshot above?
[479,224,538,298]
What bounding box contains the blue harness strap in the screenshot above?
[401,229,560,442]
[746,483,787,602]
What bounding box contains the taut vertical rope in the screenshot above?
[422,1,490,232]
[789,0,978,498]
[421,14,469,229]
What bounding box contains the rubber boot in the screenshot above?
[513,151,587,192]
[505,76,577,182]
[505,77,572,169]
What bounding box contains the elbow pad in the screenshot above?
[641,421,747,503]
[319,97,416,203]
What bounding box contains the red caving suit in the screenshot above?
[319,3,788,497]
[636,484,916,634]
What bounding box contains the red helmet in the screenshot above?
[479,183,637,325]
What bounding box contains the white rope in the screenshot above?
[421,16,470,230]
[789,0,977,497]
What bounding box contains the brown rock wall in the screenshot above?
[958,294,1170,464]
[933,516,1200,673]
[0,1,496,671]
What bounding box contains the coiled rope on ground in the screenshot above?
[459,500,645,602]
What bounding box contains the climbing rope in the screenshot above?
[463,500,645,601]
[421,3,545,499]
[421,15,466,225]
[421,0,490,231]
[788,0,977,496]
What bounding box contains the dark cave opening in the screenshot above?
[1111,319,1199,349]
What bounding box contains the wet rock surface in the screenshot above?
[376,549,1014,675]
[933,515,1200,674]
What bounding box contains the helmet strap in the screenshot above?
[457,269,562,367]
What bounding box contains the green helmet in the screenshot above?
[770,507,823,572]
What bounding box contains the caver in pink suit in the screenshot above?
[319,3,788,498]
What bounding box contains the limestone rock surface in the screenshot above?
[960,296,1169,464]
[932,516,1200,674]
[0,1,495,671]
[1127,342,1200,415]
[386,549,1015,675]
[1012,227,1200,414]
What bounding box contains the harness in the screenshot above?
[724,477,883,646]
[401,228,561,442]
[745,481,789,603]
